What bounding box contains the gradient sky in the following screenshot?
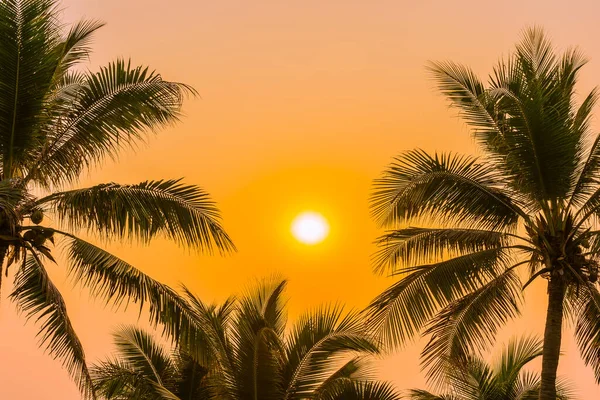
[1,0,600,398]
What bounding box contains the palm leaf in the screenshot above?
[55,19,105,72]
[112,326,175,386]
[91,359,179,400]
[0,180,29,231]
[451,355,499,399]
[490,28,583,202]
[431,28,586,204]
[371,149,522,230]
[572,283,600,382]
[240,278,288,335]
[317,381,402,400]
[38,179,235,251]
[495,335,543,390]
[426,60,505,163]
[181,287,236,372]
[513,370,542,400]
[568,90,599,207]
[312,357,372,398]
[373,227,510,275]
[406,389,457,400]
[282,306,379,399]
[512,372,575,400]
[420,269,522,385]
[29,58,196,185]
[9,254,95,398]
[0,0,63,177]
[171,350,212,400]
[365,248,507,348]
[62,234,212,353]
[229,279,287,400]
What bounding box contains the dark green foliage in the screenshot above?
[367,27,600,396]
[11,256,93,398]
[407,336,574,400]
[38,179,234,250]
[92,279,401,400]
[0,1,234,397]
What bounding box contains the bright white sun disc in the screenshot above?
[291,212,329,245]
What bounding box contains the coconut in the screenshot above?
[31,209,44,224]
[33,233,46,247]
[23,230,36,241]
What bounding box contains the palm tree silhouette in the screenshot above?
[367,27,600,399]
[92,279,401,400]
[0,1,233,397]
[408,336,573,400]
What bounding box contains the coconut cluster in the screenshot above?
[21,209,53,247]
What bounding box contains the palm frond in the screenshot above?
[555,377,577,400]
[420,269,522,385]
[512,370,541,400]
[10,255,94,398]
[55,19,105,72]
[572,283,600,382]
[91,359,153,400]
[112,326,175,385]
[91,359,179,400]
[38,179,234,251]
[312,357,372,399]
[495,335,542,389]
[240,278,288,335]
[181,287,236,371]
[451,355,498,399]
[282,306,379,399]
[432,28,586,204]
[0,180,29,231]
[371,149,522,230]
[41,70,87,118]
[491,28,583,202]
[373,227,510,275]
[229,279,288,400]
[570,110,600,208]
[408,335,571,400]
[511,372,575,400]
[28,58,196,185]
[426,60,505,162]
[317,380,402,400]
[62,234,212,353]
[515,26,557,80]
[171,350,212,400]
[0,0,64,177]
[406,389,457,400]
[365,248,507,348]
[35,20,105,139]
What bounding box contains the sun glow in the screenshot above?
[291,212,329,245]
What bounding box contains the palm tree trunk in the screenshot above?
[539,274,565,400]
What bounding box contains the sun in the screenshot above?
[291,211,329,245]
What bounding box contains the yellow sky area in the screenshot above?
[2,0,600,398]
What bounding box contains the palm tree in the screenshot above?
[0,0,234,397]
[408,336,574,400]
[366,27,600,400]
[92,326,222,399]
[92,279,401,400]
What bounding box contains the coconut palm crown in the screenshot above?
[91,279,401,400]
[0,1,234,398]
[367,27,600,400]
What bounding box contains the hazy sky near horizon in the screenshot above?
[1,0,600,398]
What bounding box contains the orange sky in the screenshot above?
[1,0,600,398]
